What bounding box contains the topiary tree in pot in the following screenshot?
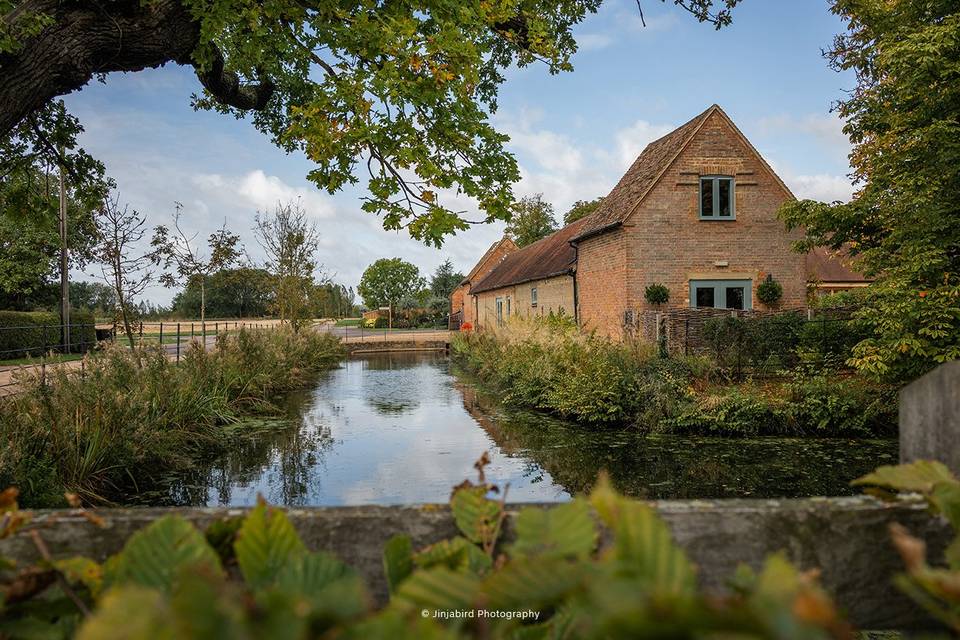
[757,275,783,307]
[644,283,670,307]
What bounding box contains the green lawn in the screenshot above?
[334,318,363,327]
[0,353,85,367]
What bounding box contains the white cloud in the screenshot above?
[783,172,855,203]
[192,170,337,220]
[756,112,851,157]
[576,33,614,52]
[613,120,675,168]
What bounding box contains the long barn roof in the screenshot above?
[469,216,591,294]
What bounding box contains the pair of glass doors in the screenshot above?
[689,279,752,310]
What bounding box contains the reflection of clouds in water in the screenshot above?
[193,352,570,506]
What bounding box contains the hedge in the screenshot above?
[0,310,98,360]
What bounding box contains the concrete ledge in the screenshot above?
[344,340,449,355]
[0,497,949,630]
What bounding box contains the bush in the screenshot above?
[658,371,897,438]
[756,275,783,306]
[453,317,894,438]
[453,318,688,427]
[644,283,670,305]
[702,313,805,375]
[0,327,344,506]
[0,310,98,360]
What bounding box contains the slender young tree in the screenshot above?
[254,200,322,331]
[93,194,161,348]
[153,203,240,337]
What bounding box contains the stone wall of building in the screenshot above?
[472,275,575,330]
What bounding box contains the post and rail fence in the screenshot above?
[0,319,284,395]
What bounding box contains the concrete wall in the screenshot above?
[900,360,960,472]
[0,497,947,629]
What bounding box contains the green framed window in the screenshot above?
[689,279,752,310]
[699,176,735,219]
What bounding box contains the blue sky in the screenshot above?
[64,1,854,306]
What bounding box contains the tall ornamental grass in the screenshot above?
[451,317,896,436]
[0,328,343,506]
[452,316,712,427]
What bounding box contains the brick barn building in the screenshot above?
[452,104,865,336]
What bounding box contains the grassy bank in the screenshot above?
[451,318,896,437]
[0,328,343,507]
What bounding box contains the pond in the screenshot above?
[155,351,897,506]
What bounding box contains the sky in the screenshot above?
[63,1,856,306]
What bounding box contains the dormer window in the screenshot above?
[699,176,735,219]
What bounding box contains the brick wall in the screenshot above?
[577,110,805,340]
[455,239,517,328]
[576,227,628,338]
[627,110,805,313]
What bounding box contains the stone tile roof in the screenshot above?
[459,237,518,286]
[806,247,870,283]
[469,216,592,294]
[570,104,718,242]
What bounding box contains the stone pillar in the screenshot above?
[900,360,960,471]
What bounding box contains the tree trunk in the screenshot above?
[1,0,274,137]
[200,276,206,349]
[0,0,198,137]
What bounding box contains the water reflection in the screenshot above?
[151,352,897,506]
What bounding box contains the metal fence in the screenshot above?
[327,316,453,342]
[627,307,865,378]
[0,322,99,395]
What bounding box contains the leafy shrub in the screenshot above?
[778,368,897,436]
[0,461,852,639]
[797,315,872,368]
[644,283,669,305]
[0,328,344,506]
[453,319,655,425]
[659,389,781,436]
[757,275,783,306]
[454,318,893,437]
[0,311,98,360]
[658,371,897,438]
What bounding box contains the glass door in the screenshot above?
[689,279,752,310]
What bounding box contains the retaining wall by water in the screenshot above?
[344,339,449,355]
[0,496,948,630]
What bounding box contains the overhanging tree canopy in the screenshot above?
[0,0,738,246]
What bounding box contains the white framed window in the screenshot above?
[530,287,538,307]
[689,279,752,310]
[495,297,504,325]
[699,176,735,219]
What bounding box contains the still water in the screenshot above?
[159,352,897,506]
